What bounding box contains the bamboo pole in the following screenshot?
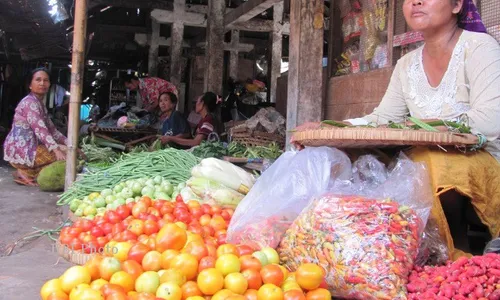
[65,0,88,190]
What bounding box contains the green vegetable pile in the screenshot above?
[192,141,283,160]
[81,136,118,163]
[57,149,200,205]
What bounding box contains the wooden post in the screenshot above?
[170,0,185,89]
[65,0,87,189]
[229,30,240,80]
[204,0,225,95]
[270,2,283,103]
[386,0,396,67]
[148,19,160,77]
[286,0,324,146]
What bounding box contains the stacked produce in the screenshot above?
[185,158,256,208]
[68,176,181,219]
[58,149,199,206]
[192,141,283,160]
[60,197,234,254]
[407,253,500,299]
[43,197,333,300]
[279,195,422,300]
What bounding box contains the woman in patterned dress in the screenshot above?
[3,68,68,186]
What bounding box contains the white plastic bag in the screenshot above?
[226,147,352,249]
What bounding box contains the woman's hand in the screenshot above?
[160,135,172,145]
[53,148,67,161]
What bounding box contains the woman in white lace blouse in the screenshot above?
[346,0,500,259]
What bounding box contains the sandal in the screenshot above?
[12,171,38,187]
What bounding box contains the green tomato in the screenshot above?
[105,195,116,204]
[141,186,155,197]
[132,182,143,196]
[145,179,155,187]
[106,203,114,210]
[154,192,171,201]
[113,184,124,194]
[94,196,106,208]
[162,183,174,196]
[171,191,179,201]
[120,188,134,199]
[135,196,141,202]
[83,206,97,216]
[78,203,89,211]
[100,189,113,197]
[96,207,106,214]
[126,198,136,204]
[74,207,84,217]
[83,196,90,202]
[85,215,95,220]
[177,182,186,190]
[126,180,134,188]
[114,198,126,206]
[153,176,163,185]
[69,199,82,212]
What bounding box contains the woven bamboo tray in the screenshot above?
[230,129,285,148]
[291,127,479,148]
[56,240,97,265]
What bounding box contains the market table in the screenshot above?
[87,125,158,151]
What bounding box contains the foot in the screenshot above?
[12,171,38,187]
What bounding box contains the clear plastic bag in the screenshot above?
[415,218,449,266]
[278,154,434,300]
[226,147,352,249]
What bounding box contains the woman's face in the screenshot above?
[403,0,463,33]
[30,71,50,95]
[159,94,175,113]
[195,96,204,114]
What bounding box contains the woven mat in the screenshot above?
[292,128,479,148]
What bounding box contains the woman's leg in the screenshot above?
[439,190,470,253]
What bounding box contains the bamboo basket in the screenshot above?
[56,240,97,265]
[291,127,479,148]
[230,128,285,148]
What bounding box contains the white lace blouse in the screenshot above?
[348,30,500,162]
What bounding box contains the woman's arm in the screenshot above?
[464,35,500,141]
[46,115,68,145]
[169,134,205,147]
[25,99,62,152]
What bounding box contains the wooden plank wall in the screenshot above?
[324,67,394,120]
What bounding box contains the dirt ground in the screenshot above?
[0,162,71,300]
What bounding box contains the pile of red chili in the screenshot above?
[407,253,500,299]
[278,194,423,300]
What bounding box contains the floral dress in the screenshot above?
[3,93,67,168]
[139,78,178,109]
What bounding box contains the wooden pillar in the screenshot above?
[229,30,240,80]
[204,0,225,95]
[65,0,87,189]
[171,0,185,91]
[386,0,396,67]
[148,19,160,77]
[286,0,324,145]
[270,2,283,104]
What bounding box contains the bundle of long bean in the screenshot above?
[57,149,200,205]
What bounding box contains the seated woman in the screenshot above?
[161,92,221,148]
[3,68,68,186]
[342,0,500,258]
[158,92,191,142]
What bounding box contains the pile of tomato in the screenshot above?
[59,196,233,254]
[43,197,332,300]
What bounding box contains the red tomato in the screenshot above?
[90,226,104,237]
[140,196,153,207]
[83,240,99,254]
[94,216,106,226]
[139,212,151,221]
[163,213,175,223]
[121,230,138,242]
[173,207,188,217]
[160,205,173,216]
[112,223,126,236]
[128,243,151,264]
[190,207,203,219]
[59,234,74,245]
[100,222,113,235]
[200,204,212,215]
[260,265,284,286]
[107,211,122,224]
[183,241,209,261]
[176,212,192,224]
[237,245,255,256]
[132,202,148,218]
[155,223,187,252]
[188,224,204,236]
[97,236,108,248]
[153,200,166,210]
[211,205,222,215]
[146,214,159,222]
[175,194,183,202]
[116,205,131,219]
[216,233,227,245]
[199,215,212,227]
[175,201,188,210]
[126,201,135,211]
[202,226,215,238]
[69,238,83,250]
[157,219,167,229]
[143,220,160,235]
[68,227,83,236]
[223,208,234,217]
[147,207,160,217]
[198,256,216,272]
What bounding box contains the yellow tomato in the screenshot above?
[175,222,187,230]
[257,284,284,300]
[156,282,182,300]
[215,254,241,276]
[60,266,92,294]
[197,268,224,295]
[89,279,108,291]
[68,283,90,299]
[41,278,64,300]
[281,281,302,292]
[169,253,198,281]
[186,297,205,300]
[159,268,186,286]
[71,287,104,300]
[113,242,133,262]
[224,272,248,295]
[109,271,135,292]
[211,289,234,300]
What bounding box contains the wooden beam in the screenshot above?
[270,2,283,103]
[204,0,225,95]
[386,0,396,67]
[65,0,87,189]
[148,19,160,76]
[286,0,324,147]
[170,0,185,99]
[229,30,240,80]
[134,34,191,48]
[97,24,148,34]
[89,0,172,10]
[196,41,254,53]
[224,0,283,28]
